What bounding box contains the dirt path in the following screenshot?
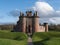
[27,33,33,45]
[27,37,33,45]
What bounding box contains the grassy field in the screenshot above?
[1,30,60,45]
[0,30,11,32]
[0,38,27,45]
[0,30,28,45]
[32,32,60,45]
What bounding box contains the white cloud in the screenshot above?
[56,11,60,15]
[34,2,54,11]
[33,1,54,17]
[33,1,60,24]
[49,17,60,24]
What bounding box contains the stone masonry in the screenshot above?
[13,11,48,33]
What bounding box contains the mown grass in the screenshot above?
[0,30,28,45]
[43,38,60,45]
[0,30,11,32]
[0,38,27,45]
[0,32,27,40]
[32,32,60,45]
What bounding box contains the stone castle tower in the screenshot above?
[13,11,48,33]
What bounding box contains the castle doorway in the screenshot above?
[28,25,31,33]
[26,25,32,34]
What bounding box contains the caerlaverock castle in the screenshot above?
[13,11,48,33]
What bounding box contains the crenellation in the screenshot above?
[13,11,48,33]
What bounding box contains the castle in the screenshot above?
[13,11,48,33]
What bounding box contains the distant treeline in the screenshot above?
[49,24,60,31]
[0,24,60,31]
[0,24,14,31]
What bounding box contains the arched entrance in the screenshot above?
[26,25,32,35]
[28,25,31,33]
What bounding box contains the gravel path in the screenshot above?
[27,37,33,45]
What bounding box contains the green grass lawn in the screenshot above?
[0,38,27,45]
[0,30,28,45]
[32,32,60,45]
[0,30,11,32]
[43,38,60,45]
[1,30,60,45]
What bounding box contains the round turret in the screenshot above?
[33,11,38,16]
[32,11,40,32]
[26,11,32,16]
[20,12,24,16]
[44,23,48,32]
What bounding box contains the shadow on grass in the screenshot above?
[33,38,50,45]
[14,36,25,41]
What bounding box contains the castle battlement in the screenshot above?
[13,11,48,33]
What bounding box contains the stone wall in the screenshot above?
[13,11,48,33]
[36,26,45,32]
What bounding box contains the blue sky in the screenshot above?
[0,0,60,24]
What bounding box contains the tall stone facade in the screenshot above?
[13,11,48,33]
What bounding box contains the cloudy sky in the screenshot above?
[0,0,60,24]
